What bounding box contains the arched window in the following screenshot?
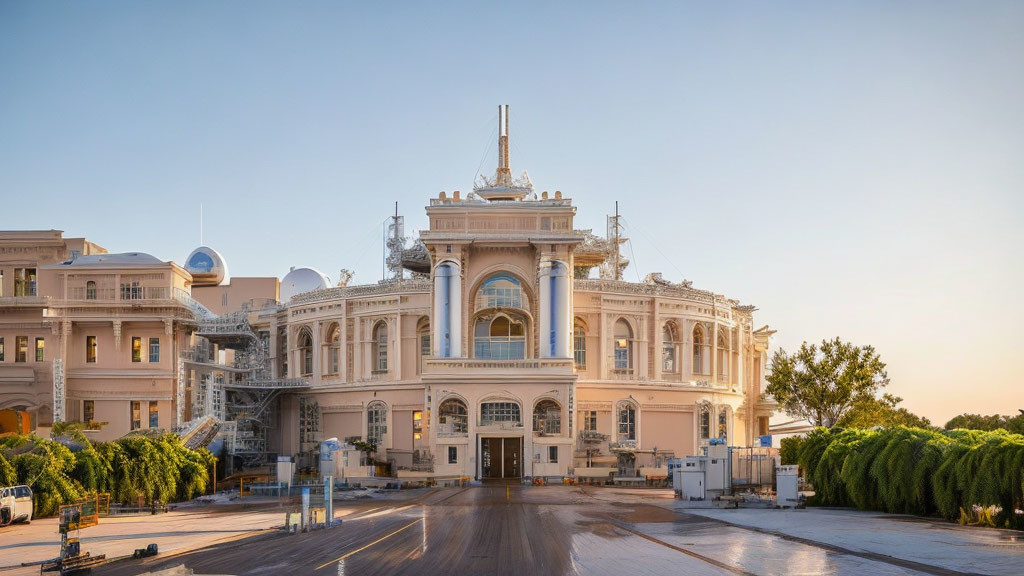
[475,273,524,310]
[573,320,587,369]
[662,323,678,373]
[698,402,712,440]
[617,400,636,441]
[86,281,97,300]
[480,401,521,427]
[438,398,468,434]
[372,321,388,373]
[613,319,632,372]
[717,329,729,379]
[298,328,313,376]
[692,325,707,376]
[718,406,729,441]
[326,323,340,375]
[533,399,561,435]
[474,313,526,360]
[367,401,387,445]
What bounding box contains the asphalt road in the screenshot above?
[93,486,1001,576]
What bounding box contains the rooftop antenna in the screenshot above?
[613,201,620,280]
[496,104,511,187]
[385,201,406,280]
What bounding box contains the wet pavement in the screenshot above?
[85,486,1023,576]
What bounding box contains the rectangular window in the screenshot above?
[120,281,142,300]
[413,411,423,440]
[83,400,94,423]
[0,337,4,361]
[584,410,598,433]
[35,338,44,362]
[86,336,97,363]
[548,446,558,463]
[14,268,37,297]
[758,416,770,437]
[15,336,28,362]
[131,337,142,362]
[149,401,159,428]
[131,401,141,430]
[448,446,457,464]
[149,338,160,363]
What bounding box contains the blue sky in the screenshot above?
[2,1,1022,424]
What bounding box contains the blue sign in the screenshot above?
[759,435,773,447]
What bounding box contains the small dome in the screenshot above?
[281,267,330,301]
[185,246,228,286]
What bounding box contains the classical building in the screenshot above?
[0,107,775,482]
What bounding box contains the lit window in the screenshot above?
[15,336,27,363]
[83,400,94,423]
[149,338,160,363]
[413,410,423,440]
[14,268,36,297]
[617,401,636,441]
[86,336,97,363]
[149,401,159,428]
[480,401,521,427]
[35,338,44,362]
[131,401,141,430]
[367,401,387,445]
[613,319,632,371]
[439,398,468,433]
[372,321,388,373]
[132,337,142,362]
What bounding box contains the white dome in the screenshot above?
[281,267,330,301]
[185,246,228,286]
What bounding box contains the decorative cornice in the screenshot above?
[289,279,432,306]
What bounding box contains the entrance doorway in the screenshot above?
[480,437,521,480]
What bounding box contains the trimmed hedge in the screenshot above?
[786,426,1024,530]
[0,433,215,517]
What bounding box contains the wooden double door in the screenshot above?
[480,437,522,480]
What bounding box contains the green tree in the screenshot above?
[945,410,1024,434]
[837,393,932,429]
[766,337,890,427]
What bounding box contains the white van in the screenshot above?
[0,485,33,526]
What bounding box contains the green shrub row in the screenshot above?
[0,433,216,517]
[781,426,1024,530]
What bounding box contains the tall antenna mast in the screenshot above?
[613,201,620,280]
[496,104,511,186]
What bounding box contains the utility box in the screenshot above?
[674,457,706,500]
[706,444,730,492]
[276,456,295,489]
[776,465,799,507]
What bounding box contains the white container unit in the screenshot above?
[776,464,799,507]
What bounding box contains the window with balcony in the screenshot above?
[120,281,142,300]
[613,319,632,372]
[86,281,97,300]
[14,268,36,297]
[617,401,636,441]
[533,399,561,435]
[15,336,28,362]
[86,336,97,363]
[372,321,388,373]
[583,410,597,433]
[149,338,160,363]
[473,313,526,360]
[480,401,521,427]
[573,320,587,369]
[367,401,387,445]
[35,338,44,362]
[439,398,468,434]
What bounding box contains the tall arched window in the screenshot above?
[298,328,313,376]
[617,400,636,441]
[367,401,387,445]
[474,313,526,360]
[372,321,388,373]
[573,320,587,369]
[692,325,707,376]
[533,399,562,435]
[613,319,632,373]
[662,323,679,373]
[86,281,97,300]
[698,402,712,440]
[475,273,523,310]
[326,323,340,375]
[718,406,729,441]
[438,398,468,434]
[717,329,729,379]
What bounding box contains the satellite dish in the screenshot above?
[281,267,330,301]
[185,246,228,286]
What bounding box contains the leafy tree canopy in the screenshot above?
[837,393,932,429]
[945,410,1024,434]
[766,337,889,427]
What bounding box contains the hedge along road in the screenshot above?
[94,486,1017,576]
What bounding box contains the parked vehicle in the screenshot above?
[0,485,33,526]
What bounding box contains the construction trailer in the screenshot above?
[673,445,779,501]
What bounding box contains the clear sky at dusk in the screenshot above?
[2,1,1022,425]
